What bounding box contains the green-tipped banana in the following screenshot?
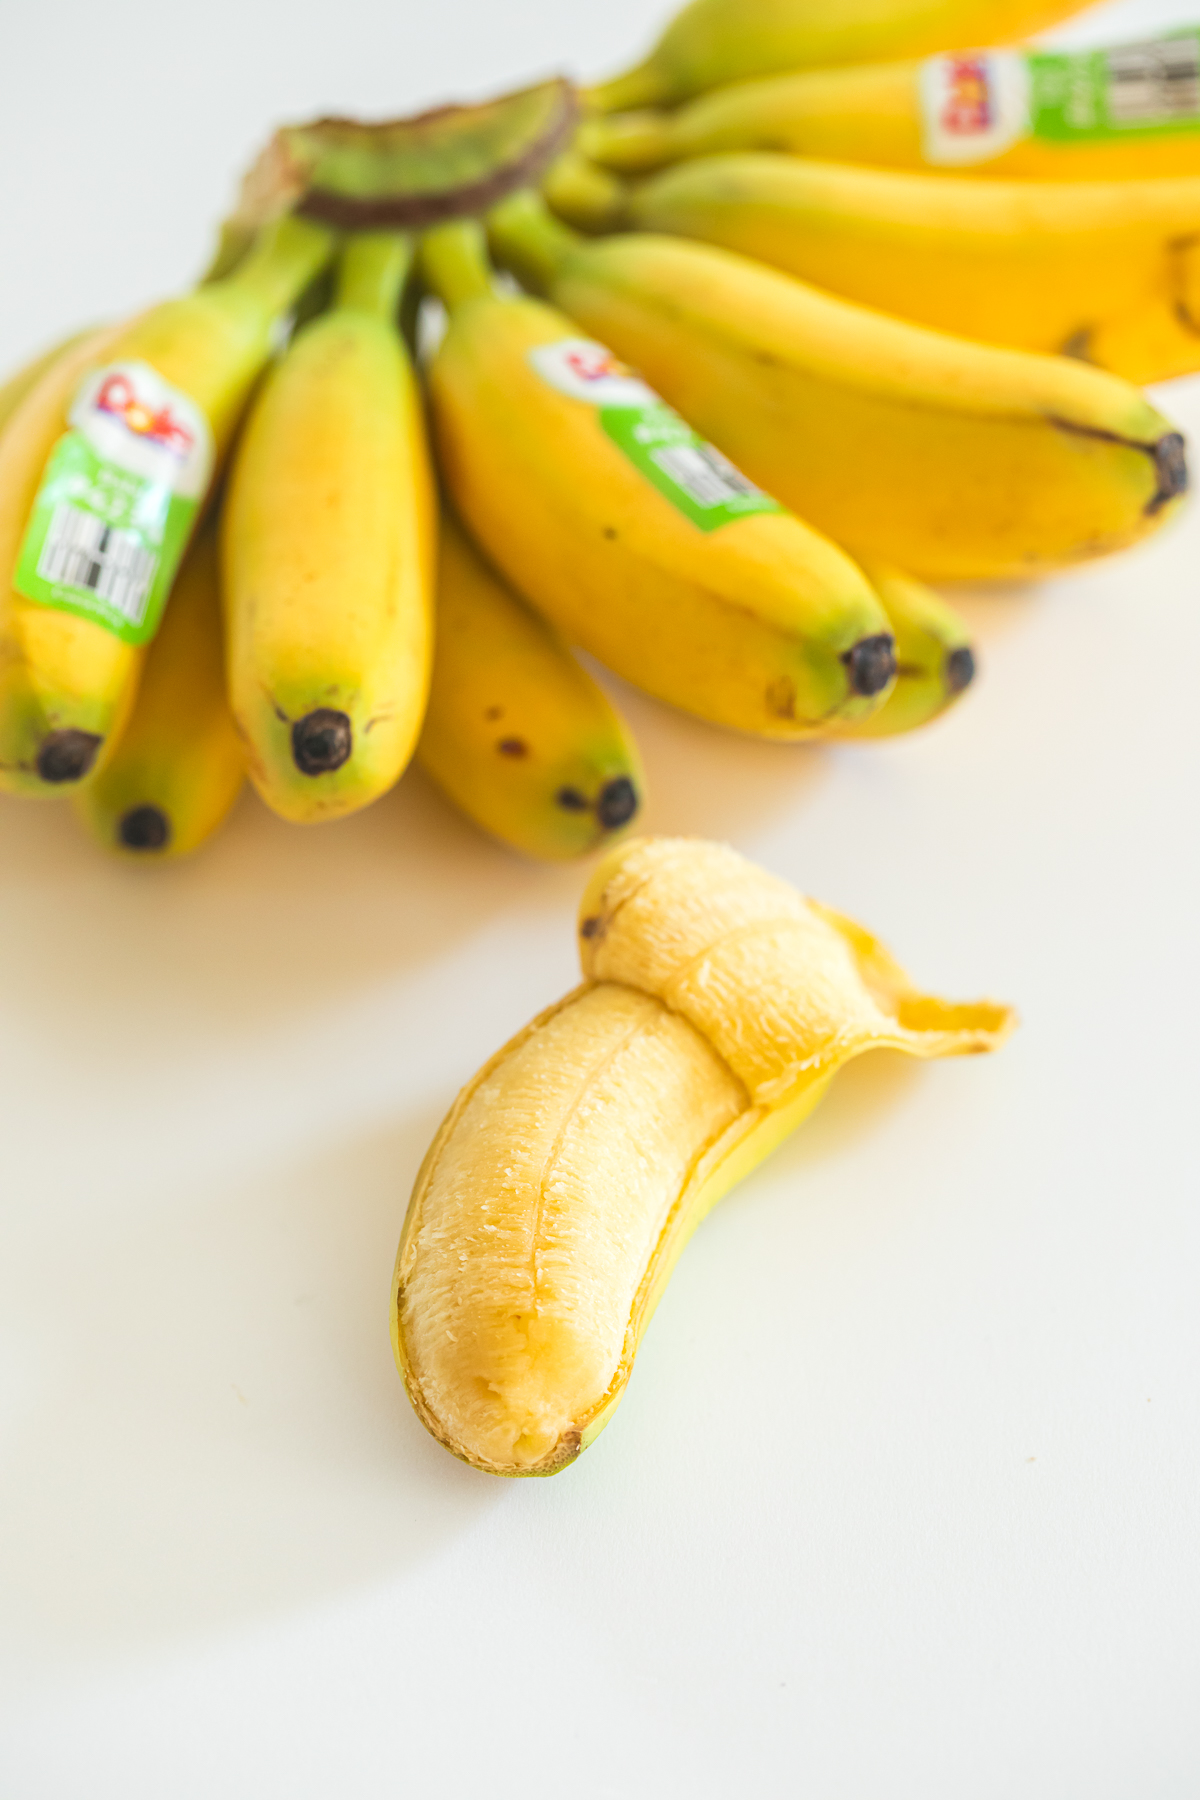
[421,217,895,741]
[587,0,1089,112]
[0,214,334,798]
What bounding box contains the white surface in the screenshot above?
[2,0,1200,1794]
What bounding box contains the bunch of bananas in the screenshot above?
[0,0,1193,867]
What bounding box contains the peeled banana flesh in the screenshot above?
[392,836,1014,1476]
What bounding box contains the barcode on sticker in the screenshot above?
[38,504,158,626]
[650,442,768,508]
[1106,36,1200,124]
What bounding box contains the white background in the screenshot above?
[2,0,1199,1793]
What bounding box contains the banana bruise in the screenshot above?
[392,836,1014,1476]
[222,232,435,824]
[73,525,243,859]
[626,155,1200,377]
[421,219,896,741]
[582,60,1200,181]
[487,192,1188,583]
[830,566,976,739]
[587,0,1084,112]
[0,215,334,798]
[417,509,644,860]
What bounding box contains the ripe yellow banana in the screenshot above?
[587,0,1085,112]
[418,509,644,859]
[830,566,975,738]
[624,154,1200,378]
[0,213,333,798]
[392,835,1014,1476]
[73,526,243,859]
[487,192,1188,583]
[222,232,435,824]
[0,329,96,440]
[583,38,1200,181]
[421,218,896,741]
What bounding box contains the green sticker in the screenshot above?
[528,337,782,533]
[1029,33,1200,142]
[598,401,782,532]
[14,361,213,646]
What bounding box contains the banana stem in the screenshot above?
[336,231,414,319]
[218,211,337,314]
[584,61,669,116]
[419,220,497,311]
[486,190,578,296]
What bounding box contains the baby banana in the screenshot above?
[0,214,334,798]
[73,525,243,859]
[417,509,644,859]
[829,566,976,739]
[0,329,97,440]
[421,218,896,740]
[222,232,435,824]
[392,835,1014,1476]
[626,155,1200,377]
[488,192,1188,583]
[583,46,1200,182]
[588,0,1084,112]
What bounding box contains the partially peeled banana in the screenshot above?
[392,836,1014,1476]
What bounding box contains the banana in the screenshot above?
[418,509,645,859]
[486,191,1188,583]
[624,154,1200,377]
[73,525,243,859]
[221,232,435,824]
[0,329,97,441]
[587,0,1085,113]
[392,835,1013,1476]
[829,566,975,738]
[420,218,897,741]
[542,148,630,234]
[583,44,1200,181]
[0,213,334,798]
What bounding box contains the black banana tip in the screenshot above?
[119,805,172,852]
[596,776,639,831]
[36,729,102,785]
[292,709,352,776]
[945,645,977,695]
[844,634,896,699]
[1148,432,1188,514]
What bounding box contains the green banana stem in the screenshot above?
[336,231,414,319]
[217,211,337,314]
[585,62,670,117]
[486,190,578,294]
[420,220,497,311]
[542,150,630,233]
